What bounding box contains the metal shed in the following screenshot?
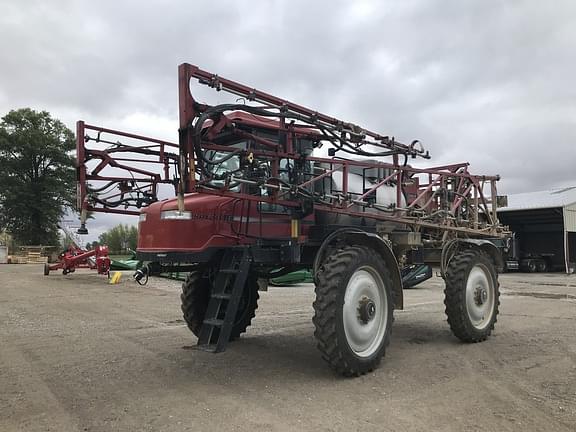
[498,187,576,273]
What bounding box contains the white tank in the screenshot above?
[315,166,407,230]
[331,170,406,209]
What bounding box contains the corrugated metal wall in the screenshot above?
[569,232,576,272]
[564,204,576,232]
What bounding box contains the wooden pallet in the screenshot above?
[26,252,48,264]
[10,253,48,264]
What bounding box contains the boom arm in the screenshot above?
[76,122,180,231]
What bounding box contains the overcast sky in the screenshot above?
[1,0,575,241]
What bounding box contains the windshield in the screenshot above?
[203,141,246,190]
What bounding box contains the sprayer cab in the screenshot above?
[136,113,320,263]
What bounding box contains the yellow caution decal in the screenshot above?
[291,219,299,239]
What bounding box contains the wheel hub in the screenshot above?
[464,264,496,330]
[343,266,389,358]
[474,286,488,306]
[358,297,376,324]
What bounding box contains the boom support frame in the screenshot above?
[76,63,506,241]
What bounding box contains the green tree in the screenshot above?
[60,231,77,250]
[98,224,138,254]
[0,109,75,246]
[84,241,100,250]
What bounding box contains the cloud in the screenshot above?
[1,0,575,235]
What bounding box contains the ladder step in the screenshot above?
[197,344,218,353]
[211,293,231,300]
[197,248,251,352]
[220,269,240,274]
[203,318,224,327]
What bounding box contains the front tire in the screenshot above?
[444,249,500,342]
[181,269,259,341]
[313,246,395,376]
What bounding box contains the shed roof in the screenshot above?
[498,186,576,212]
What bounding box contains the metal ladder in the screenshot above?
[197,248,250,352]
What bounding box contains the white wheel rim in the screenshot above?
[465,264,495,330]
[342,266,388,358]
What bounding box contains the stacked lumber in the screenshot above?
[9,253,48,264]
[10,256,28,264]
[26,252,48,264]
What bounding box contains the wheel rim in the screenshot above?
[465,264,495,330]
[342,266,388,358]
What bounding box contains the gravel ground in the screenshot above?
[1,264,575,431]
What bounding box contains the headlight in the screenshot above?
[139,213,147,223]
[160,210,193,220]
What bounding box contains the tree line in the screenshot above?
[86,224,138,254]
[0,108,139,254]
[0,108,74,247]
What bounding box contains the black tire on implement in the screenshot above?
[313,245,395,377]
[444,249,500,342]
[180,270,259,341]
[44,263,50,276]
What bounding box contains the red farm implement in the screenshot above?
[75,64,509,376]
[44,244,110,276]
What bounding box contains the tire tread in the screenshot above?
[313,246,394,377]
[444,249,500,342]
[181,270,259,341]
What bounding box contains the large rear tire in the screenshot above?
[181,269,259,341]
[313,246,395,376]
[444,249,500,342]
